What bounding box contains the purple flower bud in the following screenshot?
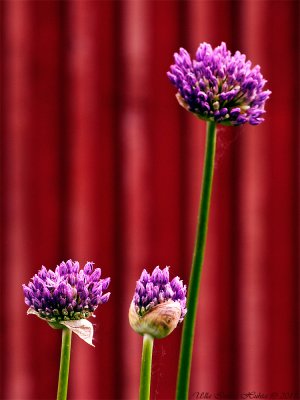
[64,259,71,272]
[170,276,181,291]
[23,260,110,323]
[77,280,85,291]
[58,262,68,276]
[68,274,76,286]
[25,298,31,306]
[168,42,271,126]
[91,283,102,296]
[101,277,110,291]
[100,293,110,304]
[151,266,164,285]
[33,276,44,291]
[90,268,101,282]
[41,286,51,301]
[38,266,47,280]
[167,72,177,85]
[136,281,145,296]
[236,115,248,125]
[59,297,67,307]
[131,266,187,323]
[57,282,67,295]
[230,107,241,118]
[79,287,89,301]
[23,284,32,299]
[83,262,94,275]
[140,270,150,285]
[90,296,99,306]
[72,261,80,273]
[161,268,169,284]
[33,299,41,310]
[220,108,228,117]
[164,284,174,299]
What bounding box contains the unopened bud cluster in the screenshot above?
[129,266,187,339]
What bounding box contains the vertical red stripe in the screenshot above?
[265,1,299,391]
[2,1,63,398]
[237,0,272,392]
[3,4,34,397]
[67,2,118,399]
[120,1,153,398]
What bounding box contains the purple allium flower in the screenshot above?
[167,42,271,126]
[129,266,187,339]
[23,260,111,323]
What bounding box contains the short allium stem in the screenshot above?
[176,121,217,400]
[139,334,154,400]
[57,328,72,400]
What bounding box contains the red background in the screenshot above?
[0,1,299,399]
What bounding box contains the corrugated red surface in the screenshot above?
[0,1,299,399]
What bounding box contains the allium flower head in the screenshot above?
[129,266,187,339]
[23,260,111,324]
[167,42,271,126]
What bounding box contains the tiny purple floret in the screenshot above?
[23,260,111,322]
[167,42,271,126]
[133,266,187,323]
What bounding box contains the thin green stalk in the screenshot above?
[57,328,72,400]
[176,121,217,400]
[139,333,154,400]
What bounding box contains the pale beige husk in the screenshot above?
[129,299,181,339]
[27,308,95,346]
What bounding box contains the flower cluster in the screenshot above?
[23,260,110,323]
[132,266,187,323]
[167,42,271,126]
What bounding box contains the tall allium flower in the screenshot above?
[23,259,110,325]
[167,42,271,126]
[129,266,187,400]
[23,260,111,400]
[167,43,271,400]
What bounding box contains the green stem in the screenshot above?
[139,333,154,400]
[176,121,217,400]
[57,328,72,400]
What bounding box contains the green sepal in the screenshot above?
[48,321,63,330]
